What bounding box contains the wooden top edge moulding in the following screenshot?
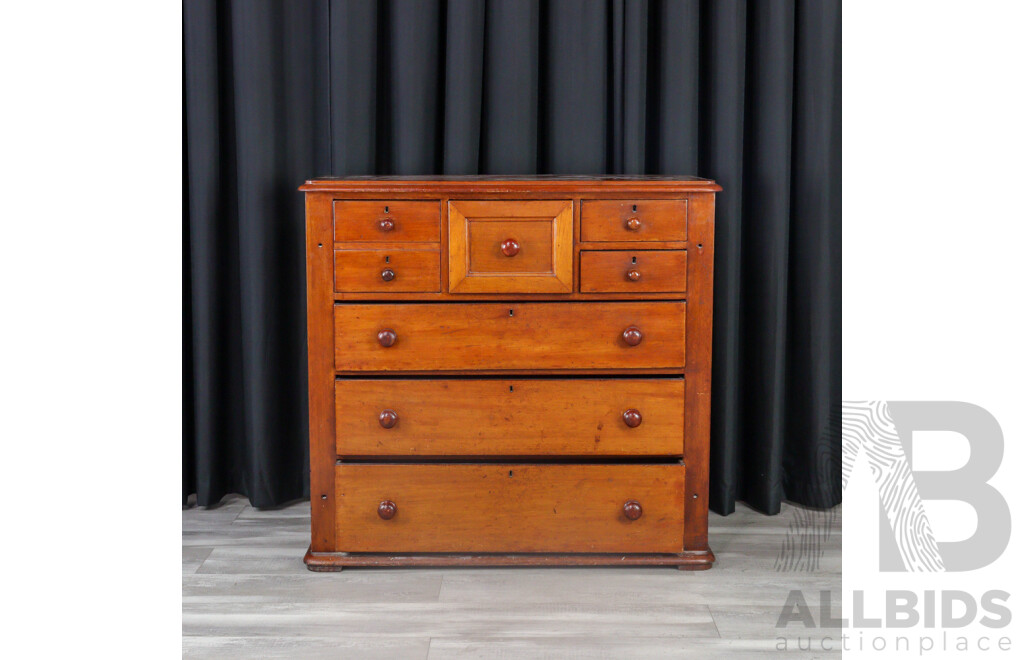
[299,174,721,194]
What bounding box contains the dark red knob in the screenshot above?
[626,268,641,282]
[377,329,397,347]
[625,217,642,231]
[622,409,642,428]
[501,238,520,257]
[623,500,643,520]
[381,267,396,282]
[379,409,398,428]
[622,326,643,346]
[378,218,394,232]
[378,500,397,520]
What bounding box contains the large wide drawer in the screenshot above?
[334,463,686,553]
[333,302,686,372]
[335,378,684,456]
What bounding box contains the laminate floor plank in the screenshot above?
[182,498,841,656]
[426,636,793,659]
[182,546,214,575]
[182,635,431,659]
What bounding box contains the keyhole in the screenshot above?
[508,470,514,477]
[509,309,514,317]
[632,204,637,212]
[697,243,703,250]
[631,256,637,264]
[385,255,390,263]
[384,206,389,213]
[509,385,514,392]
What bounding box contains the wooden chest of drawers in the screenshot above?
[300,176,719,570]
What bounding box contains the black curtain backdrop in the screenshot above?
[184,0,841,515]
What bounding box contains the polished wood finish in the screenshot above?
[302,176,718,570]
[622,408,643,428]
[333,248,440,293]
[500,238,520,257]
[377,409,398,429]
[448,200,573,293]
[376,329,397,347]
[623,500,643,520]
[333,200,440,242]
[377,500,397,520]
[304,194,336,552]
[334,378,684,456]
[334,464,685,553]
[580,200,688,242]
[334,302,685,372]
[621,325,644,347]
[304,547,714,569]
[580,250,688,293]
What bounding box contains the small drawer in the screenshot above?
[448,200,573,293]
[581,199,687,242]
[333,201,440,242]
[334,301,686,372]
[333,248,440,293]
[336,378,684,456]
[334,463,685,553]
[581,250,687,293]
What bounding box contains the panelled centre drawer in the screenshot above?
[335,378,685,456]
[333,200,440,242]
[334,463,686,553]
[333,302,686,372]
[448,200,573,294]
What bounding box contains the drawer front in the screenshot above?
[448,200,573,293]
[336,378,684,456]
[334,302,686,372]
[334,248,440,293]
[581,199,687,242]
[333,201,440,242]
[580,250,687,293]
[335,464,685,553]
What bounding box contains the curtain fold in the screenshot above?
[184,0,841,515]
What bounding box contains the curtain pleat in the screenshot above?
[184,0,842,515]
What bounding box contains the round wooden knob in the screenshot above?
[625,217,642,231]
[381,267,396,282]
[378,500,397,520]
[500,238,520,257]
[378,218,394,232]
[626,268,641,282]
[622,326,643,346]
[378,409,398,428]
[623,500,643,520]
[377,329,397,347]
[622,409,642,428]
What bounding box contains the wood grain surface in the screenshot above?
[580,250,687,293]
[449,200,573,293]
[335,378,685,456]
[333,200,440,242]
[333,463,685,553]
[580,199,688,242]
[333,302,686,372]
[333,247,441,293]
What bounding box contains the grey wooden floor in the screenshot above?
[183,497,841,659]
